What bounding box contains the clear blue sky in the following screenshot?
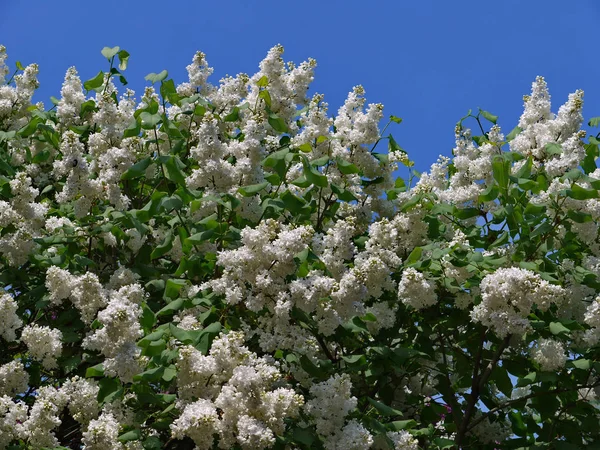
[2,0,599,173]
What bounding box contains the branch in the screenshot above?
[467,378,600,432]
[438,335,462,426]
[455,333,509,447]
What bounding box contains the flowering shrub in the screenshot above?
[1,43,600,449]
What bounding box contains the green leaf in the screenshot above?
[262,148,290,179]
[85,363,104,378]
[302,157,328,187]
[259,90,272,108]
[156,298,184,317]
[161,195,183,212]
[195,321,222,354]
[162,365,177,382]
[223,107,240,122]
[310,155,330,167]
[480,109,498,124]
[545,142,563,156]
[406,247,422,265]
[268,114,288,133]
[572,358,591,370]
[123,118,141,138]
[160,79,180,105]
[506,126,522,142]
[342,354,367,366]
[455,207,480,220]
[15,60,24,70]
[492,154,510,191]
[386,420,417,431]
[490,231,509,248]
[516,372,536,387]
[151,229,174,260]
[492,366,513,398]
[549,321,570,336]
[388,133,405,153]
[589,117,600,127]
[118,50,130,71]
[337,158,360,175]
[281,190,308,214]
[367,398,403,417]
[101,46,120,60]
[432,438,455,449]
[145,70,168,83]
[509,411,528,437]
[390,115,402,124]
[98,377,121,403]
[530,221,553,238]
[167,326,198,353]
[524,202,546,215]
[164,279,187,300]
[478,185,499,202]
[515,157,533,179]
[140,304,156,332]
[163,156,187,186]
[118,429,141,443]
[362,176,385,187]
[137,330,166,348]
[140,111,162,129]
[566,184,598,200]
[238,182,269,197]
[257,75,269,87]
[143,436,162,450]
[83,71,105,91]
[291,427,315,447]
[121,157,152,180]
[331,184,357,202]
[583,142,598,174]
[133,366,165,382]
[297,143,312,153]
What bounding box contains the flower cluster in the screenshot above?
[172,331,303,449]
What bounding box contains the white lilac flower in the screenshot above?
[398,267,437,310]
[0,293,22,341]
[21,324,62,369]
[531,338,567,372]
[0,360,28,397]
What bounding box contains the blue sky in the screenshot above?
[2,0,600,173]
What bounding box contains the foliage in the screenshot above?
[1,43,600,449]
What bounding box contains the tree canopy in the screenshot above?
[1,44,600,449]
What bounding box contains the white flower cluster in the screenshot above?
[82,411,123,450]
[531,338,567,372]
[472,267,565,337]
[82,283,145,382]
[0,293,22,341]
[398,267,437,310]
[0,360,29,397]
[583,296,600,344]
[21,386,67,449]
[61,376,100,425]
[0,395,28,450]
[0,45,38,130]
[172,331,303,449]
[304,373,364,449]
[20,324,62,369]
[46,265,108,322]
[468,411,511,444]
[511,76,585,178]
[0,172,47,266]
[387,430,420,450]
